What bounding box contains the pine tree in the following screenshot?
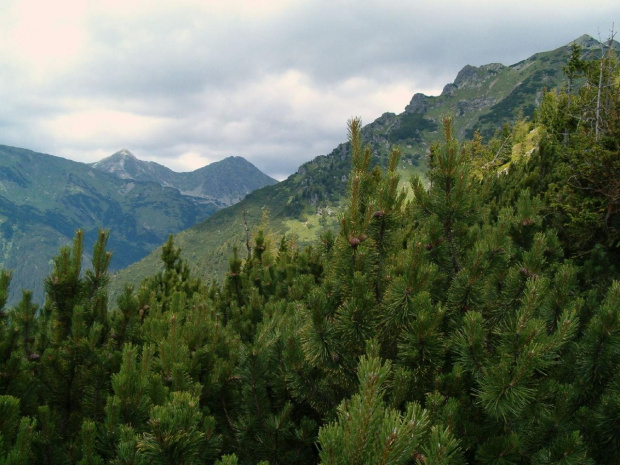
[564,41,587,96]
[141,235,201,315]
[412,116,480,281]
[533,44,620,255]
[137,391,219,465]
[317,342,460,465]
[0,274,39,408]
[37,229,116,455]
[0,396,36,465]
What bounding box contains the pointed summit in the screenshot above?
[91,150,276,207]
[568,34,620,53]
[92,149,137,169]
[91,149,157,180]
[572,34,602,50]
[112,148,136,159]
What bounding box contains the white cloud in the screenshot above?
[173,150,215,172]
[1,0,89,82]
[0,0,618,178]
[41,109,171,147]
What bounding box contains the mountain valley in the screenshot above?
[0,147,275,303]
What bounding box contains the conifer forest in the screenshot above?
[1,44,620,464]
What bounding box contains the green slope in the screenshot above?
[0,146,218,304]
[1,145,277,304]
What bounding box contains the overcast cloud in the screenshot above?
[0,0,618,180]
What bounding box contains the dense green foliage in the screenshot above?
[0,43,619,464]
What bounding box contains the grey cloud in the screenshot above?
[1,1,619,179]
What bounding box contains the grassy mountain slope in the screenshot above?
[106,35,617,300]
[0,147,273,304]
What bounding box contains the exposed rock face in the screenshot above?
[454,64,478,86]
[375,112,396,123]
[441,83,457,96]
[457,97,498,116]
[452,63,506,89]
[405,93,429,114]
[92,149,165,182]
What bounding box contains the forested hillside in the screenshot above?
[0,40,619,464]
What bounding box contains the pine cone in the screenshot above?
[349,237,361,248]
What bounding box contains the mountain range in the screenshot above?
[92,149,276,208]
[0,147,275,303]
[108,34,619,300]
[1,35,616,304]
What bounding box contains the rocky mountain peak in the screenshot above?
[453,64,478,86]
[452,63,505,89]
[405,93,429,114]
[92,149,137,170]
[113,148,136,159]
[574,34,600,49]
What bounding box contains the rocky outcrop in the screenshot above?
[457,97,497,116]
[452,63,506,90]
[441,83,457,96]
[405,93,429,114]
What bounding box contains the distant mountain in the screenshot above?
[109,35,619,300]
[0,146,275,304]
[92,150,277,207]
[91,149,173,183]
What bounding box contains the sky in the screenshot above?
[0,1,618,180]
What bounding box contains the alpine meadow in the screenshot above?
[1,34,620,465]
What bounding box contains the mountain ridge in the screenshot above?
[92,150,277,207]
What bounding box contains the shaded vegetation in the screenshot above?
[0,36,619,465]
[389,113,438,142]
